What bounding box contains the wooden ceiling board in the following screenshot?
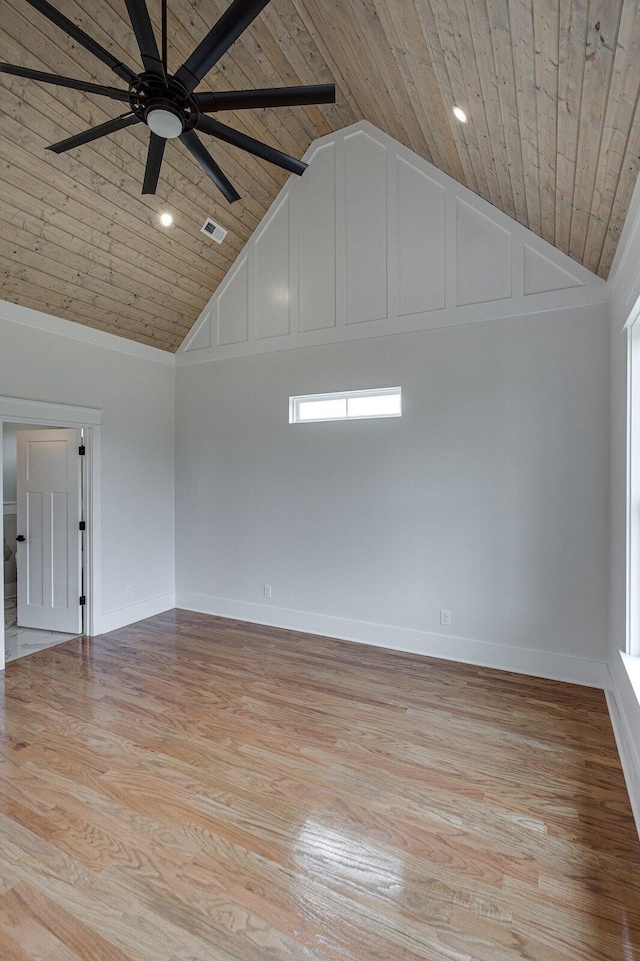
[1,0,640,351]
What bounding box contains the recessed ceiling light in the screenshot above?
[159,212,173,228]
[452,106,469,124]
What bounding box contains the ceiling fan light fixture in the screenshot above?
[146,107,183,139]
[452,105,469,124]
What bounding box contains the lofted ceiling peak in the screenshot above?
[1,0,639,351]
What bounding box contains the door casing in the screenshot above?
[0,395,102,669]
[17,428,83,634]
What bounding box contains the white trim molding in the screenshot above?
[176,592,605,689]
[0,395,102,427]
[100,592,176,635]
[0,299,175,367]
[606,650,640,839]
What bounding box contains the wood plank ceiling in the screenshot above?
[1,0,640,351]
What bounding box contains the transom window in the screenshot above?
[289,387,402,424]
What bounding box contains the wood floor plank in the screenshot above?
[0,610,638,960]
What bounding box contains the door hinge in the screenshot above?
[79,444,86,455]
[79,595,86,606]
[79,520,86,531]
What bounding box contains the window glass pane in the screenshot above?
[290,388,401,424]
[347,393,401,417]
[298,398,347,421]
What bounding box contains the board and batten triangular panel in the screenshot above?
[345,130,388,325]
[523,245,584,296]
[299,141,337,333]
[397,157,445,316]
[178,122,606,364]
[217,257,249,347]
[255,196,291,340]
[456,200,512,306]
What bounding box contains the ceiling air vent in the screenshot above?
[201,218,227,244]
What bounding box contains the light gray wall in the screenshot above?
[0,307,176,631]
[176,302,609,683]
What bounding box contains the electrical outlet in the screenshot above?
[263,584,272,599]
[125,585,132,598]
[440,609,451,627]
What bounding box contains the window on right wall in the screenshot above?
[289,387,402,424]
[628,319,640,656]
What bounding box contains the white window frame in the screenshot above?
[627,315,640,657]
[289,387,402,424]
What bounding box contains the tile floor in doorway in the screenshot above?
[3,597,79,663]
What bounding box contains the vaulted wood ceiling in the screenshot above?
[1,0,640,351]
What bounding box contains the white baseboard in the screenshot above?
[175,592,605,688]
[99,592,176,635]
[606,652,640,840]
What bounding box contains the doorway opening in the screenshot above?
[3,423,87,663]
[1,395,101,669]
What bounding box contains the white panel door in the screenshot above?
[16,429,82,634]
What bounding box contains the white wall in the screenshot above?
[0,301,176,642]
[176,302,609,686]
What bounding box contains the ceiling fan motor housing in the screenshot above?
[130,74,197,138]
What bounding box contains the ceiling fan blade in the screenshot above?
[196,83,336,113]
[22,0,139,84]
[142,132,166,194]
[123,0,165,79]
[0,63,130,101]
[180,129,240,203]
[47,112,140,154]
[175,0,271,94]
[196,115,307,176]
[161,0,168,73]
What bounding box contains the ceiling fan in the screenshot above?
[0,0,336,202]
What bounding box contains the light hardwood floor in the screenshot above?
[0,609,638,960]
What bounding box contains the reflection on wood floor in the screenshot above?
[0,608,638,960]
[4,596,80,664]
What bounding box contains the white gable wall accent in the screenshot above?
[177,122,606,366]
